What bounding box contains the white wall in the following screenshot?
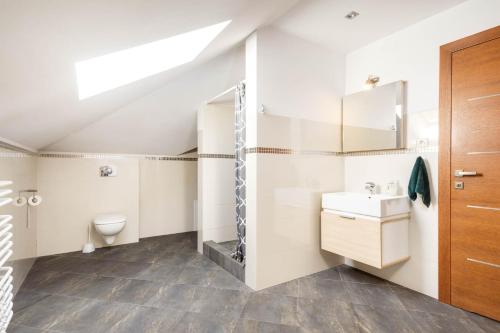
[35,154,197,256]
[0,148,37,295]
[245,27,345,290]
[197,104,236,251]
[344,0,500,297]
[0,149,37,261]
[36,157,140,255]
[139,159,197,238]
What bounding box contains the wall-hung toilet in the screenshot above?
[94,214,127,245]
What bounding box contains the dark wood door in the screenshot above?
[450,36,500,320]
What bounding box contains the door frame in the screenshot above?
[438,25,500,303]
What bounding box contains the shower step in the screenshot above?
[203,241,245,282]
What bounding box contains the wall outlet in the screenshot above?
[416,138,429,148]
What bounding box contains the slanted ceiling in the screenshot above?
[0,0,300,155]
[0,0,469,155]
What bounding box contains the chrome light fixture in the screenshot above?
[365,75,380,89]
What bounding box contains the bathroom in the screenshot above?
[0,0,499,332]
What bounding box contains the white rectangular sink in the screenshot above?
[322,192,410,217]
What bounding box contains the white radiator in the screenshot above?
[0,181,13,333]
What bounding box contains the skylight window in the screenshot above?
[76,20,231,99]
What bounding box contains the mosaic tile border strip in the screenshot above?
[0,151,34,158]
[245,147,341,156]
[245,146,438,157]
[198,154,235,159]
[342,145,438,157]
[38,152,197,161]
[3,146,438,160]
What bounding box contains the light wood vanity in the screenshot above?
[320,192,411,269]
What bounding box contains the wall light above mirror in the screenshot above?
[342,81,406,152]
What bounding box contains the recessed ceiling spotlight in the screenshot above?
[345,11,360,20]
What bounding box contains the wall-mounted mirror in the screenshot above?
[342,81,406,152]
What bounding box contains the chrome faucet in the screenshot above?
[364,182,376,195]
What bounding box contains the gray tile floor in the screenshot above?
[10,232,499,333]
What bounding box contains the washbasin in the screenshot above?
[322,192,410,217]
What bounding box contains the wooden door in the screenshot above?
[448,35,500,320]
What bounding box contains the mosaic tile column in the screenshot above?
[233,82,246,263]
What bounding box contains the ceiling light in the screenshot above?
[75,20,231,100]
[345,11,360,20]
[364,75,380,89]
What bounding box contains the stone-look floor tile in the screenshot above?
[466,312,500,333]
[345,282,404,309]
[20,270,61,291]
[136,263,184,283]
[98,245,158,264]
[146,284,200,311]
[235,319,306,333]
[51,299,137,333]
[190,287,250,320]
[409,310,486,333]
[187,254,222,270]
[107,278,163,305]
[12,290,50,314]
[30,256,65,272]
[6,324,46,333]
[353,304,421,333]
[298,277,350,301]
[175,266,216,286]
[15,232,494,333]
[208,269,250,291]
[260,280,299,298]
[338,265,388,285]
[297,297,359,333]
[391,285,467,318]
[67,275,123,301]
[171,311,237,333]
[96,260,152,279]
[305,267,341,281]
[24,272,92,296]
[241,293,298,326]
[12,295,90,330]
[108,306,185,333]
[152,250,195,266]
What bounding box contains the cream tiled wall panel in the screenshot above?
[139,159,197,238]
[344,152,438,296]
[251,154,344,290]
[36,157,140,256]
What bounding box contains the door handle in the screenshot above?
[454,169,478,177]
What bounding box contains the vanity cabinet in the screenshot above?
[321,210,410,269]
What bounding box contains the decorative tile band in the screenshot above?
[0,151,34,158]
[2,146,438,160]
[342,146,438,157]
[198,154,235,159]
[38,152,197,161]
[246,147,341,156]
[245,146,438,157]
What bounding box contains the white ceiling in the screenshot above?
[0,0,300,152]
[273,0,468,53]
[0,0,469,154]
[47,46,244,155]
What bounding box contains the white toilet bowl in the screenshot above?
[94,214,127,245]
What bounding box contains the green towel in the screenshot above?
[408,156,431,207]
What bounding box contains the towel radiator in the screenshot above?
[0,181,13,333]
